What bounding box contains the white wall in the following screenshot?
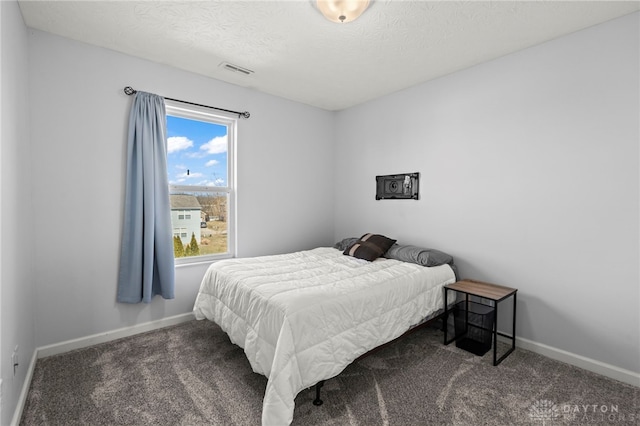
[334,12,639,374]
[0,1,36,424]
[28,30,335,348]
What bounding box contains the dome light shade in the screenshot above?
[316,0,370,23]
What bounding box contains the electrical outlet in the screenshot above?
[12,345,19,376]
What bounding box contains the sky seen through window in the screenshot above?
[166,115,228,187]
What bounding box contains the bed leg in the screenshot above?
[313,380,325,406]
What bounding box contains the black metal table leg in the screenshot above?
[313,380,325,406]
[512,292,517,353]
[443,288,448,343]
[494,293,517,366]
[493,301,499,366]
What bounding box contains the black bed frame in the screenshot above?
[311,312,445,406]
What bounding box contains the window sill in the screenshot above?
[174,254,233,268]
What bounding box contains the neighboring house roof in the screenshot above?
[170,194,201,210]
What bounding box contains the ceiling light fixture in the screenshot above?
[316,0,370,23]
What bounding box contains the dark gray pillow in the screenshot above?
[344,240,386,261]
[333,237,359,251]
[383,244,453,267]
[343,233,397,262]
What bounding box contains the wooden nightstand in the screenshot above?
[443,279,517,366]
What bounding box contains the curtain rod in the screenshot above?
[123,86,250,119]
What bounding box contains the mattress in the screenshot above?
[193,246,456,425]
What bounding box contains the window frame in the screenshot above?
[165,100,237,266]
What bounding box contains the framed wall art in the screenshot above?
[375,172,419,200]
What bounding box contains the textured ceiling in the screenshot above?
[18,0,640,111]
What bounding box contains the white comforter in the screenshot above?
[193,247,455,425]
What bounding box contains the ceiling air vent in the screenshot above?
[219,62,254,76]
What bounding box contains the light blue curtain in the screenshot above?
[117,91,175,303]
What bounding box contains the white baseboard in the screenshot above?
[11,312,195,425]
[10,350,38,426]
[37,312,195,358]
[499,335,640,387]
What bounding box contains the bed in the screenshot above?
[193,234,457,425]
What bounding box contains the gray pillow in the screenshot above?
[383,244,453,267]
[333,237,359,251]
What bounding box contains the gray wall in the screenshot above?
[27,29,335,348]
[0,1,36,425]
[333,13,639,373]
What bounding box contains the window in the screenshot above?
[173,228,188,238]
[165,100,236,263]
[175,210,192,220]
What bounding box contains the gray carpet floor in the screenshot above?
[20,320,639,425]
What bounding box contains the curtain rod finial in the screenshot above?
[241,111,250,119]
[124,86,136,96]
